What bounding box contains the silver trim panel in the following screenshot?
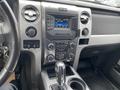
[18,0,42,89]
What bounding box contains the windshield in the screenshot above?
[78,0,120,8]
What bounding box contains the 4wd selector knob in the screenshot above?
[26,27,37,38]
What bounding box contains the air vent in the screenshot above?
[22,6,39,22]
[80,12,90,24]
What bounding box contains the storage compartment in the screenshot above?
[92,13,120,35]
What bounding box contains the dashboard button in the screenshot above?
[23,40,40,49]
[55,52,65,60]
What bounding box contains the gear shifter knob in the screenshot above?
[55,61,66,86]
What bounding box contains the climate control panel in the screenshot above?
[45,40,77,64]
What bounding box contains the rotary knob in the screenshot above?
[48,43,55,50]
[69,53,75,61]
[82,28,89,36]
[26,27,37,38]
[70,42,76,49]
[47,54,55,62]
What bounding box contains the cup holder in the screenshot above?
[69,78,86,90]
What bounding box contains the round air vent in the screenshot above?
[80,12,90,24]
[22,6,39,22]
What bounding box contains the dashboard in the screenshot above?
[0,0,119,90]
[12,0,120,70]
[3,0,119,90]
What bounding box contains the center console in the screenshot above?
[42,4,79,65]
[41,2,91,90]
[42,2,91,65]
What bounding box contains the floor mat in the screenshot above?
[78,69,119,90]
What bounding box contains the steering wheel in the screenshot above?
[0,0,20,86]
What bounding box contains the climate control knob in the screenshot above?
[70,42,76,49]
[69,53,75,61]
[47,54,55,62]
[48,43,55,50]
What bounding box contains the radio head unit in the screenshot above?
[46,14,78,40]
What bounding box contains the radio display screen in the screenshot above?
[54,16,69,28]
[46,14,71,30]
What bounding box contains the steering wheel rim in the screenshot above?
[0,0,20,86]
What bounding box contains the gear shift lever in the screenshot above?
[55,61,66,88]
